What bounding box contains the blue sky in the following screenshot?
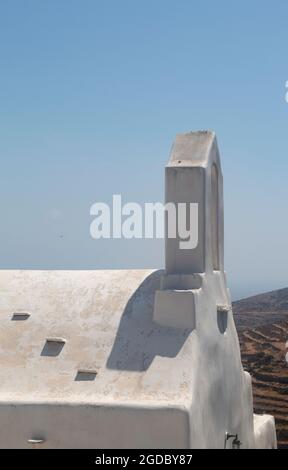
[0,0,288,299]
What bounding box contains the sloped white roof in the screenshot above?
[0,269,194,406]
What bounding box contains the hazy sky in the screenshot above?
[0,1,288,300]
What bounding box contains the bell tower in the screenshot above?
[153,130,227,328]
[165,130,224,275]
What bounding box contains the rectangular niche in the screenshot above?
[11,313,31,321]
[41,338,66,357]
[75,370,98,381]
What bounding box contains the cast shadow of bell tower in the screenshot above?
[106,270,193,372]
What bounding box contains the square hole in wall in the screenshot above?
[75,370,98,381]
[11,313,30,321]
[41,338,66,357]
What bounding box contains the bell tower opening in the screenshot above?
[211,163,220,271]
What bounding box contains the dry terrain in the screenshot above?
[233,288,288,449]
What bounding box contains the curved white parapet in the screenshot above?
[0,131,277,448]
[254,415,277,449]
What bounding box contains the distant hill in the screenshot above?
[233,288,288,449]
[233,287,288,330]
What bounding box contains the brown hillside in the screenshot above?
[233,289,288,449]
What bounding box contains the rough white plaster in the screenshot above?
[0,131,276,448]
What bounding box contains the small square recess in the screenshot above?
[75,370,98,381]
